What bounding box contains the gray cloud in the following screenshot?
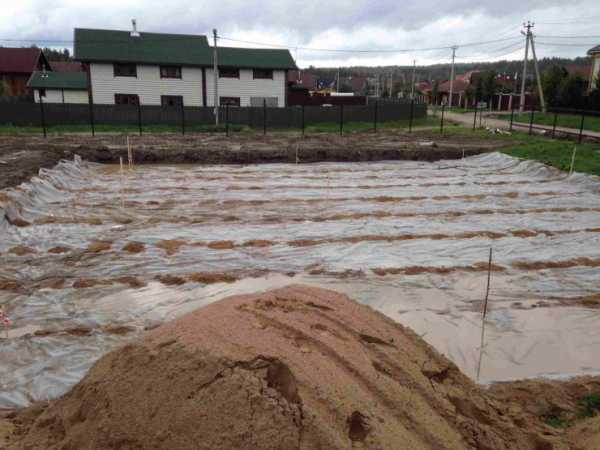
[1,0,599,67]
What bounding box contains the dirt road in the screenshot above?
[441,110,600,140]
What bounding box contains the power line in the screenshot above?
[535,34,600,39]
[536,42,599,47]
[211,35,522,53]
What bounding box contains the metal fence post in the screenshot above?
[373,100,378,133]
[39,96,47,138]
[263,99,267,136]
[301,104,305,137]
[226,104,229,136]
[339,104,344,136]
[579,111,585,144]
[88,97,95,136]
[137,101,142,136]
[440,104,445,134]
[408,99,414,133]
[551,111,558,139]
[509,101,515,132]
[528,109,534,135]
[181,101,185,135]
[472,107,477,131]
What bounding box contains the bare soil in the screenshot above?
[3,285,595,450]
[0,131,514,189]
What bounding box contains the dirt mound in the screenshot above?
[6,285,564,449]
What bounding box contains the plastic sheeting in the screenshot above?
[1,153,600,408]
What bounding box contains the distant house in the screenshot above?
[587,45,600,91]
[49,61,84,73]
[287,70,317,90]
[73,26,297,107]
[0,48,50,97]
[437,79,470,106]
[27,71,88,104]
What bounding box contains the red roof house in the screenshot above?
[0,48,50,97]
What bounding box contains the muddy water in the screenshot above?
[1,153,600,408]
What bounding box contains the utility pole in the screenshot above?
[529,29,546,113]
[410,59,416,99]
[519,22,532,113]
[448,46,457,107]
[213,29,219,125]
[336,67,340,93]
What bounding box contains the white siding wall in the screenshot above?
[64,90,88,104]
[34,89,88,104]
[205,69,286,107]
[89,63,204,106]
[34,89,63,103]
[592,55,600,91]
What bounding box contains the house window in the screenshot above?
[115,93,140,105]
[253,69,273,79]
[113,63,137,77]
[219,97,240,106]
[219,68,239,78]
[250,97,278,107]
[161,95,183,107]
[160,66,182,79]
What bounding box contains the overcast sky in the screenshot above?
[2,0,600,68]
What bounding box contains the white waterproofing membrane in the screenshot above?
[1,153,600,408]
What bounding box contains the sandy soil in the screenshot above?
[0,130,514,189]
[3,285,590,450]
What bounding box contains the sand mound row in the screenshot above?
[6,285,564,449]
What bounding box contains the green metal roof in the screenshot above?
[27,71,88,90]
[74,28,212,66]
[217,47,297,70]
[74,28,297,69]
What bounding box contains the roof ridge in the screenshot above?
[75,27,207,39]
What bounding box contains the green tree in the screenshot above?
[588,76,600,110]
[481,71,497,102]
[474,77,483,103]
[431,80,439,104]
[557,74,586,108]
[541,65,568,107]
[0,80,5,97]
[464,84,474,107]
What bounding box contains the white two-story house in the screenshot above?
[73,26,297,107]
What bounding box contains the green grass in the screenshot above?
[578,393,600,418]
[491,111,600,133]
[543,413,570,428]
[440,127,600,176]
[542,393,600,429]
[305,116,442,133]
[0,123,247,134]
[0,117,440,135]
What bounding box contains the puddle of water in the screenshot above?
[1,153,600,408]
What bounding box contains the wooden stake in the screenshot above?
[476,247,493,382]
[127,136,133,168]
[569,146,577,176]
[119,156,125,209]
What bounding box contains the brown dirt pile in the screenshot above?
[121,241,145,253]
[47,246,71,254]
[488,377,600,450]
[6,285,564,450]
[85,240,112,253]
[154,239,187,256]
[7,245,35,256]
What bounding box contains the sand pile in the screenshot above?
[6,285,565,449]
